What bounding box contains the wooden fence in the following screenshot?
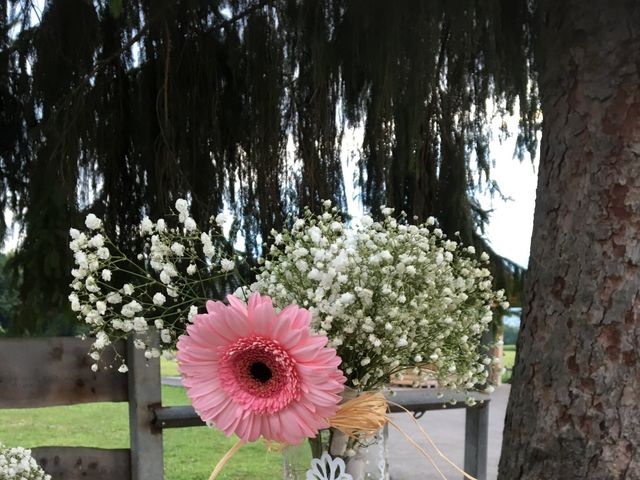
[0,336,490,480]
[0,336,162,479]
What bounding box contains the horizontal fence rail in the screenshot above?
[0,337,127,408]
[32,447,131,480]
[153,388,491,429]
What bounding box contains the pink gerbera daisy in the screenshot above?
[177,293,346,444]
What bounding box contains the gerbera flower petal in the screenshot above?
[177,292,346,444]
[249,301,277,336]
[280,304,312,330]
[289,338,330,361]
[206,301,250,339]
[226,294,249,316]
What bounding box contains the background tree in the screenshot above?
[0,253,18,333]
[499,1,640,477]
[0,0,532,334]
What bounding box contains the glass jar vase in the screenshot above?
[283,425,389,480]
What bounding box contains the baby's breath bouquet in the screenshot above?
[249,201,507,393]
[69,199,240,370]
[0,444,50,480]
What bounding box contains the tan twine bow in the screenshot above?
[208,390,478,480]
[327,391,388,438]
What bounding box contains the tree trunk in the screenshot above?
[499,2,640,479]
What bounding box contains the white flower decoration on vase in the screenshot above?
[306,452,353,480]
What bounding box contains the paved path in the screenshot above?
[161,377,510,480]
[388,385,510,480]
[163,375,182,387]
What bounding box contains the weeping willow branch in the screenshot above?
[0,0,536,333]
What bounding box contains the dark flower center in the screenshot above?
[249,361,272,383]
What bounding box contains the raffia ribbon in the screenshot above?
[327,391,388,438]
[209,390,478,480]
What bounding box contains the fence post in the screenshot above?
[463,402,489,480]
[128,331,164,480]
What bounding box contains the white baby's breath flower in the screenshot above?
[175,198,188,213]
[215,212,228,227]
[203,243,215,259]
[96,247,110,260]
[96,301,107,315]
[381,206,394,216]
[89,234,104,248]
[186,263,197,275]
[106,292,122,304]
[220,259,235,272]
[85,213,102,230]
[153,292,166,306]
[85,276,100,293]
[121,300,143,318]
[140,216,154,234]
[160,329,172,343]
[233,286,249,301]
[307,226,322,244]
[183,217,197,231]
[95,331,110,349]
[118,364,129,373]
[170,242,185,256]
[101,269,112,281]
[166,286,179,298]
[145,348,161,359]
[160,270,172,284]
[133,317,147,332]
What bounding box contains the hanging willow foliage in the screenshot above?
[0,0,537,333]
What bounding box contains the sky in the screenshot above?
[478,128,539,269]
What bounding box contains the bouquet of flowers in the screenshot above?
[69,199,506,480]
[0,444,50,480]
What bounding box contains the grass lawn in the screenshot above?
[0,385,281,479]
[502,344,516,383]
[161,354,180,377]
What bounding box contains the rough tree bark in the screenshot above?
[499,1,640,479]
